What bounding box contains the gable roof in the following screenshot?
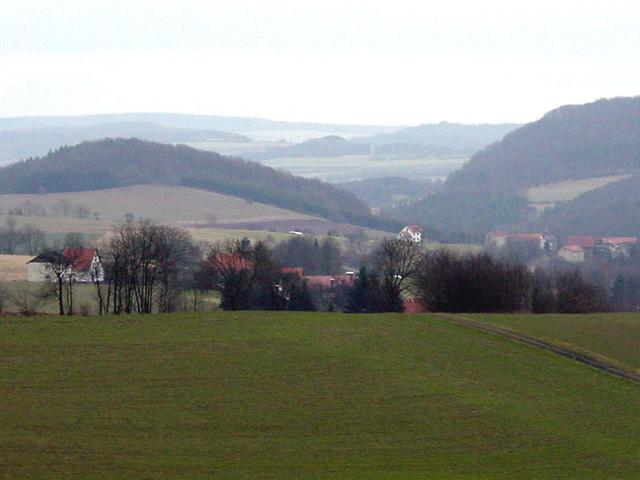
[567,235,599,248]
[64,248,98,272]
[27,248,98,272]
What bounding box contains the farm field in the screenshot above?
[0,185,313,225]
[0,255,32,281]
[2,312,640,479]
[469,313,640,372]
[261,155,468,183]
[526,174,631,209]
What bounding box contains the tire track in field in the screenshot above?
[431,313,640,385]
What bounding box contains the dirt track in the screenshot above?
[433,313,640,385]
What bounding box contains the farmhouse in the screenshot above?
[397,225,424,243]
[27,248,104,283]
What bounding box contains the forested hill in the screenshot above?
[0,138,387,228]
[446,97,640,192]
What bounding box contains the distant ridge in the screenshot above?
[447,96,640,192]
[0,138,398,230]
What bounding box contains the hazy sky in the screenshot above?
[1,0,638,125]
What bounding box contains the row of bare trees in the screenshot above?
[94,220,198,315]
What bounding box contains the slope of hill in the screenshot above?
[531,174,640,237]
[447,96,640,193]
[0,138,395,229]
[392,97,639,238]
[0,122,251,165]
[356,121,520,157]
[248,135,370,160]
[3,312,640,478]
[0,185,312,225]
[339,176,442,209]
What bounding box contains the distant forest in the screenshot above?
[447,97,640,193]
[0,138,397,230]
[393,97,640,238]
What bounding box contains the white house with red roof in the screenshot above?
[558,244,585,263]
[27,248,103,283]
[397,225,424,243]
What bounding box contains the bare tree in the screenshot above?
[373,238,423,312]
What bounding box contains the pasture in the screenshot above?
[470,312,640,372]
[0,255,32,281]
[526,174,631,209]
[1,312,640,478]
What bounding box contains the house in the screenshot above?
[558,244,585,263]
[486,232,557,251]
[397,225,424,243]
[27,248,104,283]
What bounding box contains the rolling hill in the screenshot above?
[392,96,640,237]
[2,312,640,478]
[0,185,313,225]
[447,96,640,193]
[0,122,251,165]
[0,138,396,230]
[355,121,520,157]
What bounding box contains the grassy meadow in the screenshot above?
[470,312,640,372]
[2,312,640,479]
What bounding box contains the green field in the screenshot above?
[470,313,640,372]
[2,312,640,479]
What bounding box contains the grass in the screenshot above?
[469,312,640,372]
[526,175,631,205]
[1,312,640,479]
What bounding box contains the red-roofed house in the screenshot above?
[397,225,424,243]
[403,297,428,313]
[27,248,103,283]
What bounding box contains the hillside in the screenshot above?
[392,97,640,238]
[447,97,640,193]
[0,185,312,225]
[0,122,250,164]
[248,135,370,160]
[356,121,520,157]
[2,312,640,478]
[0,138,393,229]
[339,176,442,209]
[531,175,640,237]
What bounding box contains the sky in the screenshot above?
[1,0,638,125]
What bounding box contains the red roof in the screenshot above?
[404,224,424,233]
[281,267,304,276]
[567,235,599,248]
[601,237,638,246]
[63,248,97,272]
